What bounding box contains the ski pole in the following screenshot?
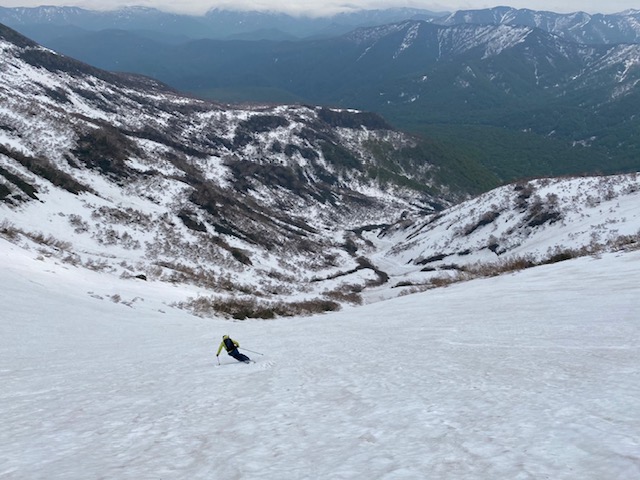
[240,348,264,356]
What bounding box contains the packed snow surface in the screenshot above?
[1,238,639,479]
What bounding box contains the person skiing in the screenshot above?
[216,335,251,363]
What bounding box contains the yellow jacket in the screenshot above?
[216,336,239,356]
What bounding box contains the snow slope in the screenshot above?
[2,235,639,479]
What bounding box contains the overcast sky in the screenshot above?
[0,1,636,16]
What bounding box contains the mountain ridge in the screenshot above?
[0,5,444,41]
[2,5,640,44]
[438,6,640,44]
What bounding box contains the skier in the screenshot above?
[216,335,251,363]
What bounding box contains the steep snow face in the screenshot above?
[393,22,420,58]
[1,234,639,479]
[437,7,640,45]
[360,174,640,301]
[438,24,533,59]
[344,21,411,45]
[599,44,640,80]
[0,6,87,25]
[350,21,536,62]
[566,42,640,85]
[345,19,640,102]
[393,174,640,260]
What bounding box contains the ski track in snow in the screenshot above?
[1,239,640,479]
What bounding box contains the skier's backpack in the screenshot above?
[223,337,236,352]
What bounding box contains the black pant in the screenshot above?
[229,349,251,363]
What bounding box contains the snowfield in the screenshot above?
[2,237,639,479]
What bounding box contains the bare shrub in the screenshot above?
[416,253,447,265]
[323,286,363,305]
[392,281,415,288]
[68,214,90,233]
[464,255,536,277]
[145,265,164,280]
[541,249,581,265]
[61,253,82,266]
[25,231,72,251]
[462,209,501,236]
[83,258,112,272]
[429,273,465,288]
[176,295,340,319]
[610,233,640,251]
[121,297,142,307]
[398,284,431,296]
[157,261,257,294]
[496,255,537,272]
[91,205,153,228]
[514,182,534,210]
[0,220,19,240]
[265,269,297,282]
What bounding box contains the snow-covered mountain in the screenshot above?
[341,20,640,101]
[0,23,457,318]
[1,23,639,318]
[365,174,640,301]
[0,5,211,36]
[437,6,640,45]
